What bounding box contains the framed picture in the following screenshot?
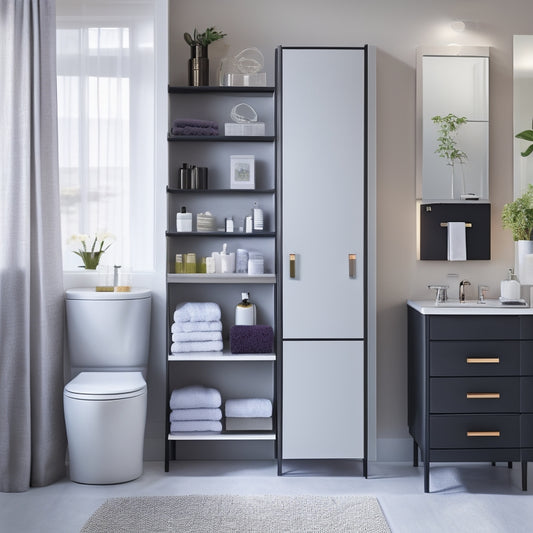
[230,155,255,189]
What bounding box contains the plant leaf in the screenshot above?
[516,130,533,142]
[521,144,533,158]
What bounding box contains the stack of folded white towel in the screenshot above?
[169,385,222,433]
[171,302,223,353]
[224,398,273,431]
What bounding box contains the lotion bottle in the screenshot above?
[235,292,256,325]
[501,268,521,301]
[176,206,192,232]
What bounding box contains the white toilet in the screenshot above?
[63,287,151,484]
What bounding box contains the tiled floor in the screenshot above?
[2,460,533,532]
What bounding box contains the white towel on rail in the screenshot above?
[447,222,467,261]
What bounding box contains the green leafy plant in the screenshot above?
[502,184,533,241]
[184,27,226,47]
[516,129,533,158]
[432,113,468,166]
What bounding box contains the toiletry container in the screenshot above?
[501,268,521,300]
[63,288,151,484]
[235,292,256,325]
[176,206,193,232]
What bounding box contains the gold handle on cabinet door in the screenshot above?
[289,254,296,279]
[467,431,501,437]
[466,357,500,364]
[349,254,356,278]
[466,393,501,399]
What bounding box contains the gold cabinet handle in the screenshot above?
[289,253,296,279]
[466,357,500,364]
[467,431,500,437]
[466,393,501,399]
[349,254,356,278]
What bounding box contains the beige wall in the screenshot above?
[168,0,533,459]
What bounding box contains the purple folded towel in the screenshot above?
[171,125,219,136]
[230,325,274,354]
[173,118,218,129]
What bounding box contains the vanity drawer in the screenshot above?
[429,316,519,341]
[430,414,520,449]
[430,341,520,376]
[430,377,520,413]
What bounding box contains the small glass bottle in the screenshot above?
[185,252,197,273]
[175,253,183,274]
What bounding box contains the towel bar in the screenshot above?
[440,222,472,228]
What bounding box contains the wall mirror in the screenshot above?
[416,46,490,202]
[514,35,533,198]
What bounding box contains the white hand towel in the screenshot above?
[171,331,222,343]
[171,340,223,353]
[170,385,221,409]
[225,398,272,418]
[447,222,467,261]
[174,302,221,323]
[170,420,222,433]
[171,320,222,333]
[170,408,222,422]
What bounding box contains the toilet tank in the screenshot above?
[65,288,151,376]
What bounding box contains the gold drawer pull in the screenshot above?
[466,357,500,364]
[467,431,500,437]
[466,392,500,399]
[349,253,356,278]
[289,253,296,278]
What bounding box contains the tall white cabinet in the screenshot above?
[277,46,374,475]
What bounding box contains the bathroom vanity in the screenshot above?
[407,300,533,492]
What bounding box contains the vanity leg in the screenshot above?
[522,461,528,491]
[363,458,368,478]
[413,440,419,467]
[424,459,430,493]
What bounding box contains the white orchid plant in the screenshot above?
[67,231,115,269]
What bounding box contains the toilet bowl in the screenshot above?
[64,372,147,484]
[63,288,151,484]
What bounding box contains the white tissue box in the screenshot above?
[225,122,265,136]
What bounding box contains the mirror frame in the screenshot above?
[416,45,490,201]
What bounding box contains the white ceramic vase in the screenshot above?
[515,240,533,285]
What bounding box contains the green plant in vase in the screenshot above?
[432,113,468,199]
[183,27,226,86]
[501,184,533,241]
[68,232,115,269]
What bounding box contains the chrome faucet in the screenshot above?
[113,265,121,287]
[478,284,489,303]
[459,280,471,302]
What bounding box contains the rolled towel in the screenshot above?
[170,420,222,433]
[171,340,223,353]
[170,385,221,409]
[230,325,274,354]
[173,118,218,129]
[171,125,219,136]
[172,320,222,333]
[172,331,222,343]
[170,408,222,422]
[174,302,221,323]
[225,398,272,418]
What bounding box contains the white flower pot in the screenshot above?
[515,240,533,285]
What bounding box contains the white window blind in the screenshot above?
[56,1,155,271]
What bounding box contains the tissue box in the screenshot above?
[230,325,274,354]
[225,123,265,136]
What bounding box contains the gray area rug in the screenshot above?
[81,494,391,533]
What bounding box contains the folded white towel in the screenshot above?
[447,222,467,261]
[170,408,222,422]
[171,340,223,353]
[170,385,221,409]
[225,398,272,418]
[171,320,222,333]
[174,302,221,323]
[170,420,222,433]
[172,331,222,343]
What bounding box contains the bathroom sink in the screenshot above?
[432,299,526,308]
[408,299,532,315]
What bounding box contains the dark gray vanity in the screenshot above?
[407,300,533,492]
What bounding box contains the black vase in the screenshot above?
[188,45,209,86]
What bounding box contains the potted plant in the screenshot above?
[502,184,533,284]
[183,27,226,86]
[432,113,468,199]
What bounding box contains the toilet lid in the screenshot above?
[64,371,146,400]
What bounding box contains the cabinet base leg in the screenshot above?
[522,461,528,491]
[413,440,419,467]
[424,461,430,493]
[363,458,368,478]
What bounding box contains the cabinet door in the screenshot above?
[281,48,366,339]
[282,340,364,459]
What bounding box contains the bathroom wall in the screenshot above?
[162,0,533,461]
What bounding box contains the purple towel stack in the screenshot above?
[230,325,274,354]
[171,118,219,136]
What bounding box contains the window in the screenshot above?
[56,1,155,271]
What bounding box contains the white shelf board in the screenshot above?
[167,273,276,284]
[168,432,275,441]
[169,349,276,361]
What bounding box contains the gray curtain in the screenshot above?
[0,0,67,492]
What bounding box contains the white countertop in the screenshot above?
[407,299,533,315]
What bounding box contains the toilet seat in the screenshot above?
[65,371,146,401]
